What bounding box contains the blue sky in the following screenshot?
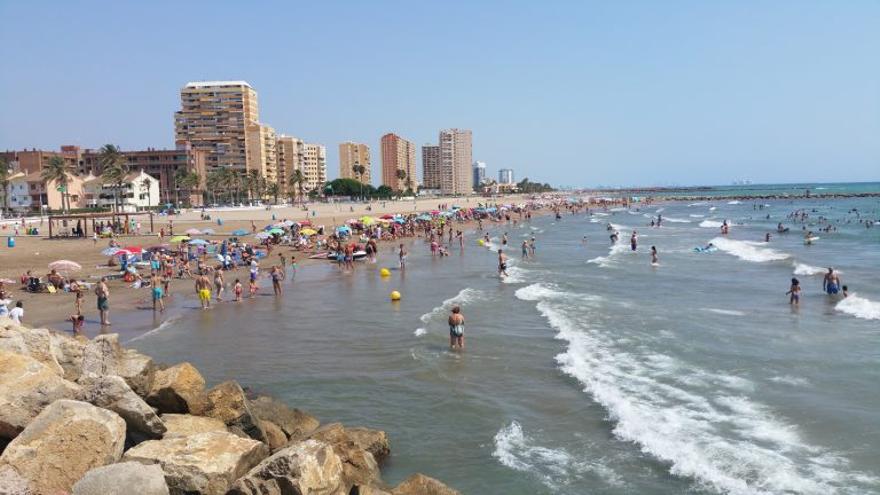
[1,1,877,187]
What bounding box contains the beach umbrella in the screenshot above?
[201,228,215,235]
[231,229,248,236]
[169,235,191,243]
[380,214,395,220]
[123,246,143,253]
[359,216,375,226]
[255,232,271,240]
[188,239,209,245]
[147,244,169,251]
[282,220,296,227]
[393,218,405,224]
[299,220,312,226]
[101,247,122,256]
[48,260,82,272]
[300,228,317,236]
[268,228,284,235]
[184,228,201,235]
[0,278,16,284]
[336,226,351,234]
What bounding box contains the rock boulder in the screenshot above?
[0,350,82,439]
[260,420,287,451]
[0,399,126,495]
[229,439,346,495]
[251,395,320,441]
[391,474,461,495]
[204,381,266,443]
[118,348,156,397]
[308,423,381,488]
[80,333,123,377]
[123,431,268,495]
[72,461,170,495]
[146,362,207,414]
[161,414,228,439]
[80,374,166,441]
[51,332,88,380]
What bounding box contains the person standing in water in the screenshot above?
[195,274,211,310]
[823,268,842,295]
[651,246,658,265]
[151,272,165,312]
[521,240,529,259]
[398,243,407,269]
[448,305,465,350]
[498,249,509,278]
[630,231,638,251]
[95,277,111,325]
[787,278,801,305]
[213,269,225,302]
[271,265,284,296]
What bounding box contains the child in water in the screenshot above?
[786,278,801,305]
[233,279,243,302]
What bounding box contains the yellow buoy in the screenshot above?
[390,291,401,301]
[380,268,391,277]
[477,239,485,246]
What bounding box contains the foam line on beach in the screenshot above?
[835,294,880,321]
[710,237,790,263]
[493,421,622,490]
[521,292,876,494]
[125,314,183,343]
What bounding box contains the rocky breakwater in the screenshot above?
[0,318,460,495]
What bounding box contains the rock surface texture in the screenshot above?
[229,439,346,495]
[146,362,208,414]
[71,461,170,495]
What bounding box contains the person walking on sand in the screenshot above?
[498,249,509,278]
[95,277,110,325]
[787,278,801,305]
[151,272,165,312]
[195,274,211,310]
[448,305,465,350]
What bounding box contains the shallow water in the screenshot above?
[115,194,879,494]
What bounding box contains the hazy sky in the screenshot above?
[1,1,878,187]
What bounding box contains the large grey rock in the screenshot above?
[346,427,391,463]
[72,461,170,495]
[123,431,268,495]
[0,325,64,376]
[260,420,287,451]
[0,350,82,439]
[80,374,166,441]
[251,395,320,441]
[146,362,208,414]
[229,439,346,495]
[161,414,228,439]
[204,381,267,443]
[0,463,31,495]
[50,332,88,380]
[308,423,381,488]
[0,325,29,356]
[81,333,123,377]
[118,348,156,397]
[0,399,126,495]
[391,474,461,495]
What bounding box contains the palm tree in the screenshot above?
[246,170,262,202]
[0,157,12,216]
[287,169,306,204]
[352,163,366,200]
[173,168,189,207]
[139,177,153,210]
[41,156,74,213]
[266,182,280,205]
[99,144,129,213]
[182,172,201,206]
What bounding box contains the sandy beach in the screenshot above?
[0,195,536,329]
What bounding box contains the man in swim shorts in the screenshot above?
[498,249,508,278]
[823,268,842,295]
[151,272,165,312]
[448,305,465,350]
[195,274,211,310]
[95,277,110,325]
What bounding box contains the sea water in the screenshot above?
[120,191,879,494]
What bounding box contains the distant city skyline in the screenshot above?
[1,2,878,187]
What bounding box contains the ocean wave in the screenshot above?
[699,220,724,228]
[728,200,742,205]
[710,237,790,263]
[515,283,601,304]
[415,288,483,336]
[688,202,707,207]
[493,421,622,490]
[663,217,692,223]
[529,298,873,495]
[709,206,717,211]
[689,214,706,218]
[587,243,630,267]
[793,263,828,276]
[701,308,746,316]
[125,315,182,343]
[835,294,880,321]
[770,375,811,387]
[502,265,529,284]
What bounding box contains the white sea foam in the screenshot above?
[415,288,483,336]
[502,265,528,284]
[515,283,601,304]
[709,206,717,211]
[493,421,621,489]
[701,308,746,316]
[524,295,872,495]
[587,243,630,267]
[835,294,880,321]
[710,237,790,263]
[728,200,742,205]
[699,220,724,228]
[793,263,827,276]
[688,202,707,207]
[662,217,691,223]
[689,214,706,218]
[770,375,811,387]
[125,315,182,343]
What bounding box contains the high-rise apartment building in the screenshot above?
[174,81,259,172]
[421,145,441,190]
[301,143,327,193]
[380,133,417,191]
[439,129,473,195]
[498,168,514,184]
[245,123,277,183]
[473,161,487,190]
[276,135,304,196]
[338,142,371,185]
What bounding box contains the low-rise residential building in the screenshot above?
[81,170,160,211]
[5,171,86,212]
